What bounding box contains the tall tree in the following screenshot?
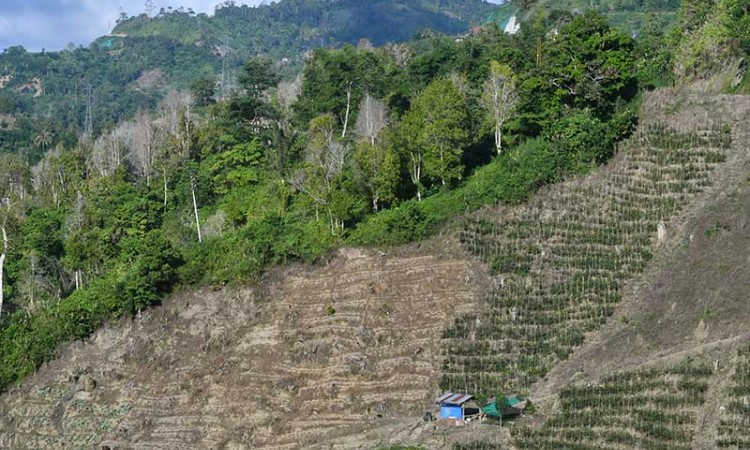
[481,61,518,155]
[269,76,302,180]
[353,94,395,212]
[0,154,30,319]
[355,93,389,147]
[90,127,126,177]
[402,77,469,193]
[230,58,280,138]
[292,114,349,232]
[190,76,217,107]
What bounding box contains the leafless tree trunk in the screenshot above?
[0,225,6,320]
[191,173,202,243]
[273,76,302,180]
[159,90,195,159]
[355,94,389,147]
[90,127,126,177]
[163,167,168,208]
[72,191,84,290]
[482,64,518,155]
[341,81,353,139]
[126,110,164,186]
[409,151,423,202]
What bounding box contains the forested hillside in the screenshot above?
[0,0,747,448]
[0,0,499,160]
[0,8,656,392]
[113,0,500,57]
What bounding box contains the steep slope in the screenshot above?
[1,91,749,450]
[0,247,489,450]
[532,92,750,396]
[442,91,744,400]
[516,92,750,449]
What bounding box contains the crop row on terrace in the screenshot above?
[440,123,732,398]
[510,360,712,450]
[717,346,750,448]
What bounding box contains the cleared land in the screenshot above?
[0,248,488,450]
[0,91,748,450]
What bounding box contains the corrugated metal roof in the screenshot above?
[435,392,473,405]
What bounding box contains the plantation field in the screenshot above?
[515,360,713,449]
[718,346,750,449]
[441,121,732,397]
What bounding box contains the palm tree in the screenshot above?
[33,127,53,151]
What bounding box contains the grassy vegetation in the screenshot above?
[717,346,750,448]
[512,360,713,449]
[440,123,731,398]
[348,139,561,247]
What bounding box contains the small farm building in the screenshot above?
[436,393,473,420]
[482,395,528,419]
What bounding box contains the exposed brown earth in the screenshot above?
[1,91,749,450]
[0,247,489,450]
[12,78,43,98]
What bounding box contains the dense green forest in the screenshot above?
[0,38,222,160]
[0,0,497,159]
[113,0,498,56]
[0,0,747,392]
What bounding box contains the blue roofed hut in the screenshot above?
[435,393,474,422]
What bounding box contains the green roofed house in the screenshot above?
[482,395,527,421]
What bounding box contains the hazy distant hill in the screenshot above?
[113,0,500,59]
[0,0,499,158]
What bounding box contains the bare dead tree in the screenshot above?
[69,190,85,290]
[355,94,389,147]
[296,115,351,233]
[385,43,413,68]
[0,222,6,320]
[159,90,195,159]
[125,110,165,186]
[90,126,126,177]
[340,81,353,139]
[481,62,519,155]
[190,171,202,244]
[271,75,303,180]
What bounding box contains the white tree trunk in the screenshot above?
[191,177,202,243]
[0,226,7,320]
[163,168,168,208]
[341,82,352,139]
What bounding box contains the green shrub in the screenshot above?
[349,139,560,246]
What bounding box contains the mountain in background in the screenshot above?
[0,0,499,159]
[112,0,499,59]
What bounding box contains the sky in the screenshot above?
[0,0,504,53]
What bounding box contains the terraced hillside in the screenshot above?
[444,92,750,448]
[441,92,748,399]
[0,248,488,450]
[0,91,748,450]
[718,346,750,448]
[517,360,714,449]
